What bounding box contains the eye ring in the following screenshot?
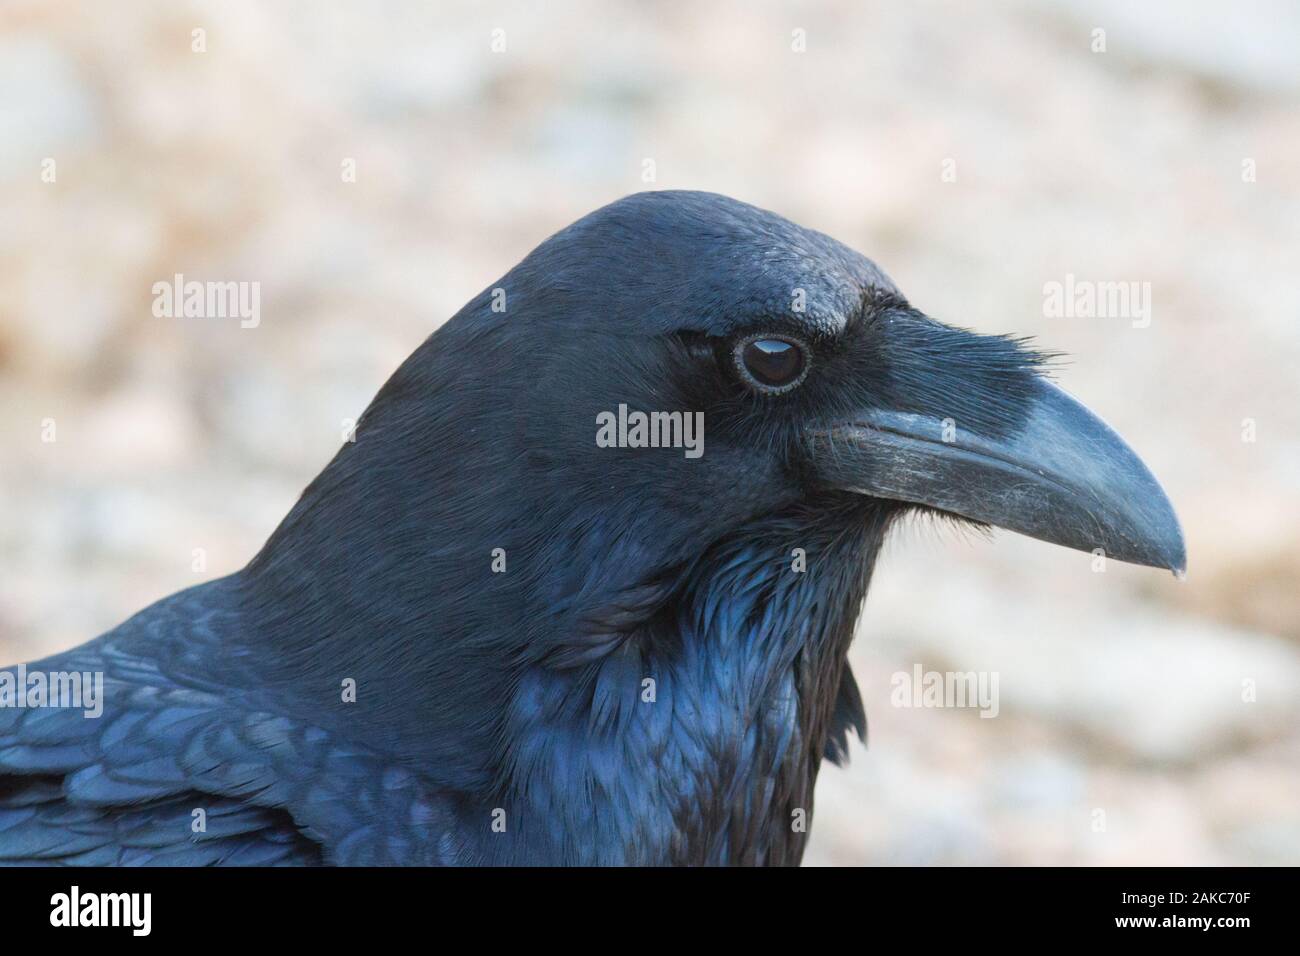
[732,333,811,394]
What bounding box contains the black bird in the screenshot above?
[0,192,1184,865]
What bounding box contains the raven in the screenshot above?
[0,191,1184,865]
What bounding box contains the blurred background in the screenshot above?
[1,0,1297,864]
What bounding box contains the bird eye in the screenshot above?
[735,335,810,393]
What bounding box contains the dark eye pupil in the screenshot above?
[742,338,804,388]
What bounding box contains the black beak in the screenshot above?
[809,377,1186,574]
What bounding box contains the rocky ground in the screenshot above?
[1,0,1296,864]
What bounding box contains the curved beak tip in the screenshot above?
[1165,530,1188,580]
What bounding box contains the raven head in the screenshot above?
[481,190,1184,578]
